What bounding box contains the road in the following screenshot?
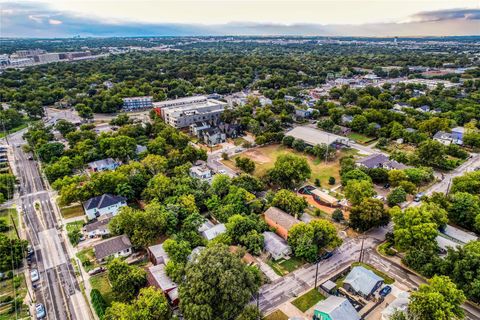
[7,130,90,320]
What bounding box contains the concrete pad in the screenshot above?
[38,228,67,269]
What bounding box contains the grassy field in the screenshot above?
[0,274,29,320]
[351,262,395,284]
[90,273,115,306]
[263,310,289,320]
[225,144,357,186]
[291,288,325,312]
[76,248,98,272]
[60,204,85,219]
[267,257,305,276]
[0,209,18,238]
[347,132,375,144]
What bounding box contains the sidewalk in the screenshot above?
[256,259,281,282]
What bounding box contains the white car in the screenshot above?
[218,169,226,174]
[31,269,39,282]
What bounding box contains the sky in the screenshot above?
[1,0,479,37]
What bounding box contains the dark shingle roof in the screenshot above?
[84,216,112,232]
[84,194,126,211]
[357,154,390,168]
[94,235,131,260]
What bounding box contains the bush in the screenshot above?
[90,289,107,318]
[332,209,344,222]
[314,178,321,187]
[222,152,229,160]
[328,177,336,185]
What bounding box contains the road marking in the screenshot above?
[38,229,67,269]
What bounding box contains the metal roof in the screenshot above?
[263,231,291,256]
[285,126,348,146]
[314,296,360,320]
[344,266,383,296]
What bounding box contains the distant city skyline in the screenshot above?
[1,1,479,37]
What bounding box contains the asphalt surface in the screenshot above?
[8,130,87,320]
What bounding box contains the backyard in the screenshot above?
[263,310,289,320]
[76,248,99,272]
[0,274,29,320]
[0,208,18,238]
[291,288,325,312]
[223,144,358,187]
[347,132,375,144]
[266,257,305,276]
[90,273,114,306]
[60,204,85,219]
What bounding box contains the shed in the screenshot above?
[148,243,170,265]
[311,189,339,206]
[201,223,226,241]
[147,264,177,293]
[321,280,337,294]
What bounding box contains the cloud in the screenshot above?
[409,8,480,22]
[1,2,479,37]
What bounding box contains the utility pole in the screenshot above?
[359,236,365,263]
[314,258,320,289]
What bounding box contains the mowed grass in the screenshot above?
[76,248,99,272]
[60,204,85,219]
[267,257,305,276]
[291,288,325,312]
[225,144,356,186]
[347,132,374,144]
[0,208,19,238]
[263,310,289,320]
[90,273,115,306]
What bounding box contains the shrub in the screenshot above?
[332,209,344,222]
[90,289,107,318]
[328,177,336,185]
[314,178,321,187]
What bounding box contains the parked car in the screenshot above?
[88,267,105,276]
[31,269,39,282]
[27,245,34,257]
[383,183,390,189]
[35,303,46,319]
[218,169,226,174]
[379,286,392,297]
[414,193,424,202]
[318,251,334,261]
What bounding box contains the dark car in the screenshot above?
[414,193,424,202]
[318,251,334,261]
[379,286,392,297]
[383,183,390,189]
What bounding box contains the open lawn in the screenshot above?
[267,257,305,276]
[0,209,18,238]
[225,144,357,186]
[263,310,289,320]
[347,132,375,144]
[291,288,325,312]
[60,204,85,219]
[90,273,114,306]
[76,248,98,272]
[0,274,29,320]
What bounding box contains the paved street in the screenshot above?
[7,130,91,320]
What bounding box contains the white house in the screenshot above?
[189,164,212,180]
[201,223,227,241]
[263,231,291,260]
[94,235,132,263]
[87,158,120,172]
[83,194,127,220]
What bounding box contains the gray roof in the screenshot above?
[382,292,410,318]
[321,280,337,291]
[285,126,348,147]
[148,264,177,292]
[405,128,416,133]
[201,223,226,241]
[433,131,453,140]
[84,216,112,232]
[84,194,126,211]
[94,235,131,260]
[344,266,383,296]
[356,153,407,170]
[314,296,360,320]
[442,225,478,244]
[88,157,118,170]
[148,243,169,263]
[452,127,465,133]
[263,231,291,256]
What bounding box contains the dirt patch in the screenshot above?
[243,149,271,164]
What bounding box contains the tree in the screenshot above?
[270,189,307,216]
[415,139,448,169]
[341,169,371,186]
[328,176,336,185]
[91,289,107,318]
[282,135,294,147]
[141,154,167,175]
[409,276,465,320]
[349,198,389,232]
[235,306,262,320]
[387,187,407,206]
[107,259,147,302]
[235,157,255,174]
[100,135,137,162]
[388,169,408,187]
[163,239,191,264]
[288,220,342,262]
[75,103,93,120]
[451,171,480,195]
[231,174,264,193]
[104,287,171,320]
[332,209,344,222]
[448,192,480,232]
[267,154,311,189]
[211,174,232,197]
[0,235,27,272]
[344,179,375,205]
[350,115,368,132]
[391,203,447,252]
[37,142,65,163]
[179,244,261,320]
[55,119,76,137]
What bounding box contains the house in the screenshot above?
[93,235,132,263]
[203,128,226,146]
[381,292,410,320]
[135,145,147,154]
[263,207,301,240]
[87,158,120,172]
[341,115,353,124]
[285,126,350,148]
[416,105,430,113]
[295,108,315,119]
[201,223,227,241]
[83,194,127,220]
[337,126,351,136]
[451,127,465,142]
[405,128,417,133]
[313,295,360,320]
[433,131,454,145]
[343,266,384,299]
[189,163,212,180]
[263,231,292,260]
[218,123,242,139]
[393,102,409,110]
[320,280,337,294]
[198,220,215,233]
[371,123,381,130]
[147,263,179,304]
[83,215,112,238]
[187,246,205,262]
[189,122,211,136]
[310,189,340,207]
[148,243,170,265]
[356,153,407,170]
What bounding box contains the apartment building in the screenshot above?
[155,96,228,128]
[122,96,153,110]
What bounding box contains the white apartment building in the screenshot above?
[155,96,228,128]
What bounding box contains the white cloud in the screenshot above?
[28,14,44,23]
[49,18,62,24]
